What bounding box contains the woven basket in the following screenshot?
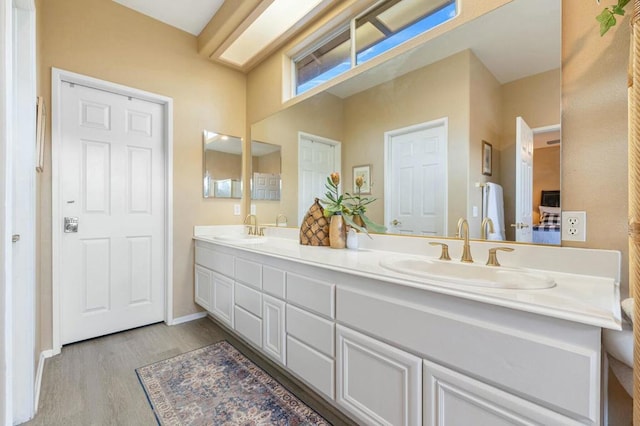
[299,198,330,246]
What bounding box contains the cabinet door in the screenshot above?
[336,325,422,426]
[423,359,584,426]
[262,294,286,365]
[194,265,211,311]
[211,272,234,328]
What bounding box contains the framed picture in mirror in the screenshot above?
[482,141,492,176]
[353,164,371,194]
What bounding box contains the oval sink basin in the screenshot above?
[212,234,267,244]
[379,257,556,289]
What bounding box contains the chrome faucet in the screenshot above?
[481,217,494,240]
[244,214,258,235]
[275,213,288,227]
[457,219,473,263]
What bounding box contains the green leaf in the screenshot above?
[360,214,387,234]
[597,9,616,36]
[612,5,625,15]
[343,214,370,237]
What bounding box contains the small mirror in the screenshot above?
[251,140,281,201]
[203,130,243,199]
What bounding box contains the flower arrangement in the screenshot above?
[320,172,386,235]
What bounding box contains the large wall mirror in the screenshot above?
[203,130,243,199]
[251,0,561,245]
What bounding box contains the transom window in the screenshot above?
[293,0,457,95]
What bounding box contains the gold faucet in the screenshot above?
[486,247,514,267]
[481,217,494,240]
[244,214,257,235]
[457,219,473,263]
[275,213,288,227]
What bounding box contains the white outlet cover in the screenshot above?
[233,204,241,216]
[561,211,586,242]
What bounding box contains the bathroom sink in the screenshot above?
[212,234,267,244]
[379,257,556,289]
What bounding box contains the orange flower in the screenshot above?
[330,172,340,186]
[355,176,364,189]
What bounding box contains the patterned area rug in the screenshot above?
[136,341,330,425]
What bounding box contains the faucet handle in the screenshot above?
[486,247,514,267]
[429,242,451,261]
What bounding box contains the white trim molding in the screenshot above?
[51,68,174,354]
[33,350,53,414]
[0,0,13,423]
[169,311,208,326]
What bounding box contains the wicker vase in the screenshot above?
[329,213,346,249]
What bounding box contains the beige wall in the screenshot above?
[563,0,629,294]
[36,0,246,349]
[500,69,562,240]
[469,52,503,237]
[533,146,561,223]
[206,151,243,181]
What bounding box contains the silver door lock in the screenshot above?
[64,217,79,233]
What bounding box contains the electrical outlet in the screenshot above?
[250,204,256,215]
[233,204,241,216]
[561,211,586,242]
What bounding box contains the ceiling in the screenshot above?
[112,0,225,36]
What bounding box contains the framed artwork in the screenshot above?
[352,164,371,194]
[482,140,492,176]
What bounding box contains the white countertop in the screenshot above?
[194,225,622,330]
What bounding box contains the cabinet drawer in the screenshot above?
[423,359,584,426]
[287,336,334,399]
[235,282,262,318]
[286,273,335,319]
[263,266,285,299]
[234,306,262,348]
[235,258,262,289]
[195,246,234,278]
[286,304,334,357]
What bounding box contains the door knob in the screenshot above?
[391,219,402,226]
[11,234,20,243]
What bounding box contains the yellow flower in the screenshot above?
[355,176,364,188]
[330,172,340,186]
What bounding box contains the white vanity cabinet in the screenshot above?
[336,325,422,426]
[193,238,608,426]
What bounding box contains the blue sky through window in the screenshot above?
[295,2,457,95]
[357,3,457,64]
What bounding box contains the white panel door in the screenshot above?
[336,325,422,426]
[387,122,446,235]
[515,117,533,242]
[60,82,165,344]
[298,135,339,226]
[211,272,234,328]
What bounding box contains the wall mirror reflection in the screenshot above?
[251,0,561,245]
[203,130,243,199]
[251,140,281,201]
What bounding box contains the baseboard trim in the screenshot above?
[169,311,208,326]
[34,349,54,412]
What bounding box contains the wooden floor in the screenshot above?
[26,317,357,426]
